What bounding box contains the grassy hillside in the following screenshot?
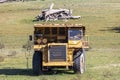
[0,0,120,48]
[0,0,120,80]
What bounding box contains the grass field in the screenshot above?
[0,0,120,80]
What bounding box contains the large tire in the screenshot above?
[32,51,43,75]
[73,49,85,74]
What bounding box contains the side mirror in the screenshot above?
[29,35,33,41]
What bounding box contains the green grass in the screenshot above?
[0,0,120,80]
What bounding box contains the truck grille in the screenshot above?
[49,45,66,61]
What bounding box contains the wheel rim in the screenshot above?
[80,53,85,73]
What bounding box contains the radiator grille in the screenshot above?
[49,45,66,61]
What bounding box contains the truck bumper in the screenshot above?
[43,62,73,66]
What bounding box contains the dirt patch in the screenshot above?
[7,51,17,57]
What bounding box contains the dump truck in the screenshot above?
[29,24,89,75]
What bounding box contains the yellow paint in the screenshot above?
[43,62,73,66]
[68,40,83,48]
[34,45,46,50]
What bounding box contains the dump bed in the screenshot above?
[34,24,85,28]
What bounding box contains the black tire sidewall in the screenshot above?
[73,49,85,74]
[32,51,42,75]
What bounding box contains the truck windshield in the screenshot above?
[68,30,83,40]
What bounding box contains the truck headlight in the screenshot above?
[37,38,42,44]
[43,38,47,44]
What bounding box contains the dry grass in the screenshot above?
[0,0,120,80]
[0,56,4,62]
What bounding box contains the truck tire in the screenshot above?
[73,49,85,74]
[32,51,43,75]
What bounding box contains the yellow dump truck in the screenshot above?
[29,24,89,75]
